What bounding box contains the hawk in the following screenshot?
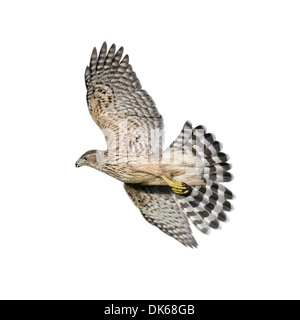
[75,42,234,248]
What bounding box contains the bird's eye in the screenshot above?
[84,156,88,161]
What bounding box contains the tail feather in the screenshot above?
[164,121,193,154]
[169,122,234,235]
[208,181,234,200]
[174,186,223,232]
[197,185,231,213]
[203,163,232,174]
[176,199,211,234]
[192,192,223,222]
[174,183,232,233]
[204,141,223,157]
[204,153,230,166]
[203,171,233,182]
[203,133,216,146]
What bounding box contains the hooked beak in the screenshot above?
[75,161,81,168]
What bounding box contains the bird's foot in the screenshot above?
[171,182,192,196]
[161,176,192,196]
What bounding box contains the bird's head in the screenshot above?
[75,150,104,169]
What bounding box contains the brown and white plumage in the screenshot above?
[124,184,197,248]
[76,42,234,248]
[85,42,164,158]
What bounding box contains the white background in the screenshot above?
[0,0,299,300]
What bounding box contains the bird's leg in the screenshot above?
[161,175,192,196]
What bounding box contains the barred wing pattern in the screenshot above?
[85,42,164,157]
[124,184,198,248]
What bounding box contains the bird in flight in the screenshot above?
[76,42,234,248]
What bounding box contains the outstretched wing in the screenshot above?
[85,42,164,158]
[124,184,197,248]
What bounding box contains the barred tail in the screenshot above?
[174,183,233,234]
[170,122,234,234]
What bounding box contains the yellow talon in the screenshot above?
[161,176,186,190]
[171,188,190,195]
[161,175,192,196]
